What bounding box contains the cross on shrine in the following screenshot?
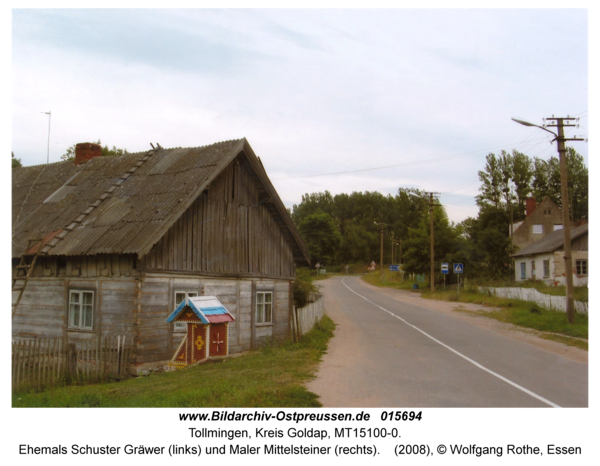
[212,332,224,352]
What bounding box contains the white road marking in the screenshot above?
[341,278,561,408]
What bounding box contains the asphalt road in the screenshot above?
[306,276,588,408]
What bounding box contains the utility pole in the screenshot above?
[398,239,402,266]
[512,116,585,324]
[398,239,403,281]
[390,232,395,282]
[545,117,584,324]
[427,192,442,293]
[374,221,386,280]
[509,185,514,281]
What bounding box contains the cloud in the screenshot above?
[11,9,587,224]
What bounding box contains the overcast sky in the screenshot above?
[11,8,588,223]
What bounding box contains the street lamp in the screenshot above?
[511,116,584,324]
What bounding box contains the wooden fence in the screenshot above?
[291,293,325,341]
[12,335,133,393]
[479,287,588,315]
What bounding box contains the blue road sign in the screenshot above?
[453,263,464,273]
[389,265,400,271]
[441,263,449,274]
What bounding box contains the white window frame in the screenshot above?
[68,290,94,330]
[543,260,550,278]
[256,291,273,325]
[174,291,198,331]
[520,262,526,280]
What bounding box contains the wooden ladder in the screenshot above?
[12,238,43,316]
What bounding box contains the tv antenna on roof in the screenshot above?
[41,111,51,163]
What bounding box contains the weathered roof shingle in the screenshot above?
[512,224,588,257]
[12,139,309,264]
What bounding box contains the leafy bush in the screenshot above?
[293,268,319,308]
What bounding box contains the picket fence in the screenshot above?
[291,293,325,341]
[12,335,133,392]
[479,287,588,315]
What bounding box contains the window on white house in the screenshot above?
[554,225,563,231]
[531,261,536,278]
[520,262,526,279]
[68,290,94,330]
[174,291,198,330]
[256,291,273,324]
[543,260,550,278]
[532,224,543,234]
[576,260,587,276]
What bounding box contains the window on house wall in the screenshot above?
[256,291,273,324]
[576,260,587,276]
[520,263,526,280]
[532,224,543,234]
[68,290,94,330]
[531,261,536,278]
[554,225,563,231]
[543,260,550,278]
[174,291,198,330]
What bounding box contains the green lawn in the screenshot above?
[13,316,335,408]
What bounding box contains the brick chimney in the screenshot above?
[75,142,102,165]
[526,196,537,217]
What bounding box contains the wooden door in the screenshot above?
[190,323,207,363]
[209,324,228,357]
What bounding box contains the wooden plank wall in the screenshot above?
[14,254,137,279]
[142,160,296,278]
[13,277,137,350]
[12,280,66,340]
[12,275,291,364]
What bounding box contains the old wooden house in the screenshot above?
[12,139,310,370]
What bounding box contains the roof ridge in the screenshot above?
[151,138,245,152]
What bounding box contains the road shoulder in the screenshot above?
[356,277,588,364]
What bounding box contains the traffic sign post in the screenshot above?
[453,263,464,296]
[441,263,448,289]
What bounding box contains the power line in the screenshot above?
[272,136,551,181]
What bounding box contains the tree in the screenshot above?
[297,211,342,267]
[402,202,460,279]
[476,153,504,209]
[338,220,377,263]
[291,188,431,266]
[462,205,515,279]
[532,148,588,222]
[476,150,533,221]
[61,140,129,161]
[12,152,22,169]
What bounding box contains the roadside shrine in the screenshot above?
[166,296,235,366]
